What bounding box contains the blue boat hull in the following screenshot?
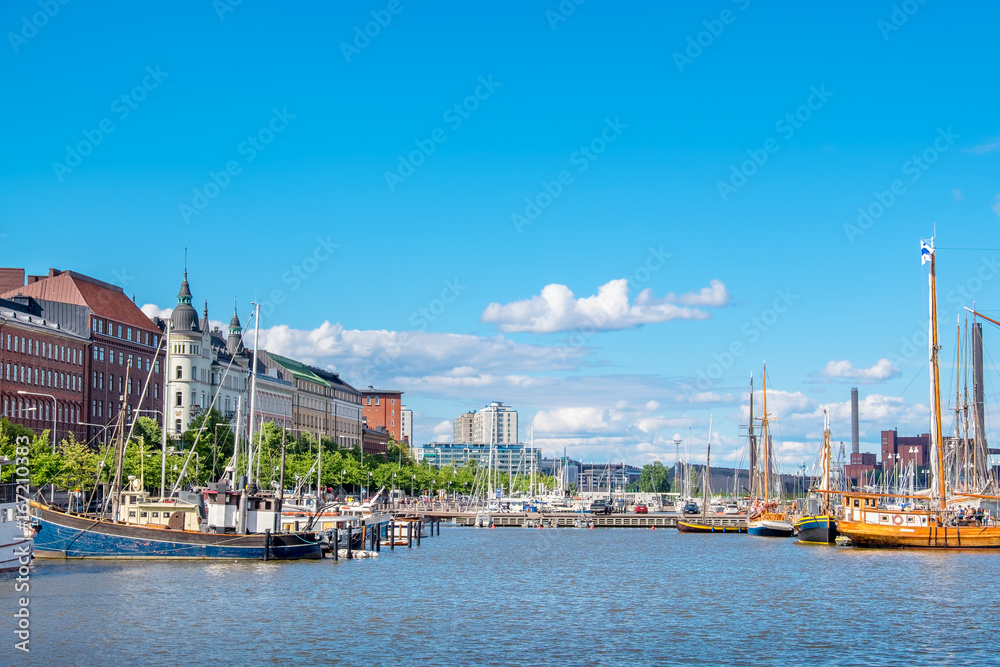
[794,515,839,544]
[747,521,795,538]
[32,504,322,560]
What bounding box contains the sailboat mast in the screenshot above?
[822,409,831,514]
[762,363,770,504]
[927,239,947,509]
[956,318,963,491]
[703,416,712,521]
[247,303,261,484]
[748,373,756,500]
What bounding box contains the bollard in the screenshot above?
[346,525,353,559]
[436,518,440,536]
[264,529,270,561]
[333,528,339,561]
[376,524,381,552]
[417,521,422,547]
[390,522,395,550]
[407,522,413,549]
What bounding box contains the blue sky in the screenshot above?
[3,1,1000,470]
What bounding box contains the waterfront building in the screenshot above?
[539,457,581,488]
[261,352,363,448]
[419,441,540,478]
[161,272,250,435]
[399,405,412,445]
[453,411,474,443]
[472,401,518,445]
[881,429,929,468]
[0,296,90,444]
[362,425,390,457]
[577,462,641,493]
[248,362,294,430]
[361,386,403,441]
[1,268,165,444]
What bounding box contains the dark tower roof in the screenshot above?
[226,300,243,354]
[170,270,200,332]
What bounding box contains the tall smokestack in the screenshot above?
[974,322,986,447]
[851,387,860,455]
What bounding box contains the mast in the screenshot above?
[822,409,831,514]
[247,303,261,484]
[748,373,756,501]
[160,322,170,498]
[924,238,947,509]
[702,416,713,521]
[762,363,770,504]
[955,317,963,491]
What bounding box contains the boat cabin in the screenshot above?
[202,484,280,534]
[119,492,202,531]
[843,494,930,527]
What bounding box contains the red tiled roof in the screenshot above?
[0,270,159,332]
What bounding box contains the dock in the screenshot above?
[398,510,749,529]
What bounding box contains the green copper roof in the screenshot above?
[266,352,331,387]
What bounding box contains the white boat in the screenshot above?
[1,459,32,571]
[474,512,493,528]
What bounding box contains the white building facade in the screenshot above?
[472,401,518,445]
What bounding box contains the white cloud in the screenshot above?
[481,278,730,334]
[819,358,900,382]
[967,137,1000,155]
[645,400,660,411]
[431,420,453,442]
[676,391,736,404]
[141,304,172,320]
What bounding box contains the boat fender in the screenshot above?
[893,515,903,525]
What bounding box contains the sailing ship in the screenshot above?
[31,304,322,560]
[678,417,746,533]
[746,368,794,537]
[794,411,839,544]
[838,238,1000,548]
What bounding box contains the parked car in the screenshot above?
[723,504,740,515]
[589,500,612,514]
[633,504,648,514]
[682,502,700,514]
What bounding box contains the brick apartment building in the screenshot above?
[361,386,403,441]
[0,268,165,446]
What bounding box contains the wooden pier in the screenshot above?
[396,510,747,529]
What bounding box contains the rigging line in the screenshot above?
[859,360,929,442]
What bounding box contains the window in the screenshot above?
[127,328,132,341]
[155,360,159,374]
[366,397,371,405]
[128,354,133,368]
[99,373,104,389]
[117,325,122,338]
[99,347,104,362]
[92,399,96,416]
[153,383,159,399]
[375,397,380,406]
[175,392,182,407]
[174,419,181,434]
[119,352,124,365]
[176,366,182,380]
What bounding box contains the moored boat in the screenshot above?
[795,411,840,545]
[745,368,794,538]
[0,459,33,571]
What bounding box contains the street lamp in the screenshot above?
[20,390,57,503]
[411,474,415,499]
[341,468,346,498]
[392,472,397,506]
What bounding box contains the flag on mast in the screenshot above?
[920,239,933,265]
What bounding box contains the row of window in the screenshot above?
[93,345,158,373]
[5,363,82,392]
[93,319,157,348]
[4,396,80,424]
[4,333,83,366]
[365,396,397,406]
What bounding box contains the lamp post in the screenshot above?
[20,390,57,502]
[392,472,397,507]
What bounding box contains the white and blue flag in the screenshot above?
[920,239,933,265]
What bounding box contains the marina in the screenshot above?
[7,527,999,666]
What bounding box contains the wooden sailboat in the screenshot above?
[678,417,747,533]
[794,410,839,544]
[838,238,1000,548]
[747,365,794,537]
